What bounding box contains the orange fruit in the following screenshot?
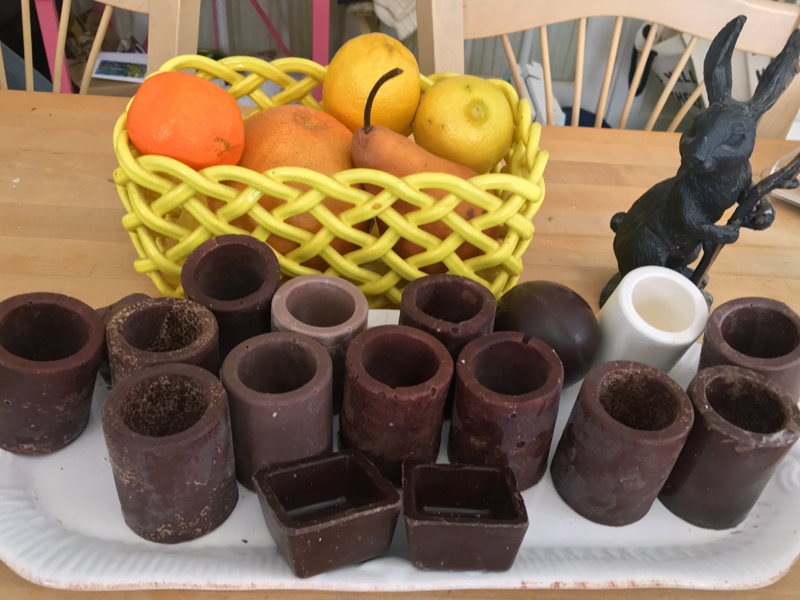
[127,72,244,170]
[323,33,420,134]
[221,105,367,271]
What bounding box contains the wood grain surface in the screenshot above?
[1,89,800,598]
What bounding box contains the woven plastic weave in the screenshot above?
[112,54,548,307]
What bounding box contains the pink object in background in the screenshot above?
[312,0,329,100]
[33,0,72,93]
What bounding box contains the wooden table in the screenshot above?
[1,89,800,599]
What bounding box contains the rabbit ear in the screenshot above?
[748,29,800,119]
[705,16,746,104]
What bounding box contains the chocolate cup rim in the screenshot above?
[271,275,369,347]
[221,331,333,405]
[456,331,564,405]
[181,235,281,315]
[402,461,529,527]
[106,298,218,360]
[400,274,497,332]
[346,325,454,396]
[705,297,800,371]
[689,365,800,447]
[0,292,104,374]
[252,450,401,531]
[580,361,694,444]
[102,363,227,449]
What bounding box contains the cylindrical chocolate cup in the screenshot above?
[0,292,104,455]
[221,332,333,490]
[271,275,368,414]
[340,325,453,485]
[551,361,694,526]
[182,235,280,361]
[660,365,800,529]
[101,363,238,543]
[448,332,564,489]
[400,274,496,416]
[106,297,219,386]
[96,293,150,385]
[699,297,800,400]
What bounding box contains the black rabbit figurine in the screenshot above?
[601,16,800,307]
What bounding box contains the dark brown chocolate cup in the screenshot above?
[399,274,496,416]
[221,332,333,491]
[181,235,280,361]
[660,366,800,529]
[253,450,401,578]
[106,297,219,386]
[96,293,150,385]
[340,325,453,485]
[101,363,238,543]
[0,292,104,455]
[271,275,369,414]
[699,297,800,400]
[403,462,528,571]
[550,361,694,526]
[448,332,564,489]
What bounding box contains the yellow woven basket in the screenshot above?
[112,55,548,308]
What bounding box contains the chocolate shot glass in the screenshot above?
[403,462,528,571]
[340,325,453,485]
[0,292,104,455]
[400,274,496,416]
[182,235,280,361]
[551,361,694,526]
[253,451,401,578]
[221,332,333,490]
[699,297,800,400]
[102,363,238,543]
[271,275,368,414]
[106,297,219,386]
[660,366,800,529]
[448,332,564,489]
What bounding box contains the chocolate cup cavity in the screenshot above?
[448,332,564,489]
[182,235,280,361]
[550,361,694,526]
[271,275,369,414]
[340,325,454,485]
[403,462,528,571]
[400,274,496,416]
[106,297,219,386]
[221,332,333,490]
[0,293,104,454]
[660,366,800,529]
[253,451,401,578]
[101,363,238,543]
[700,297,800,400]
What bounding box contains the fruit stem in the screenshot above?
[363,68,404,133]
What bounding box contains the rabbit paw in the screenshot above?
[742,198,776,230]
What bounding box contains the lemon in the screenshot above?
[413,75,513,173]
[323,33,420,135]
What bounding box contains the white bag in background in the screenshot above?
[520,61,565,126]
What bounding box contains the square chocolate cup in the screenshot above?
[252,450,401,578]
[403,462,528,571]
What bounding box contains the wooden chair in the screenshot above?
[416,0,800,138]
[0,0,201,94]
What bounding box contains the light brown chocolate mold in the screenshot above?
[271,275,368,414]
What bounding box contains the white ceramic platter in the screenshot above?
[2,310,800,592]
